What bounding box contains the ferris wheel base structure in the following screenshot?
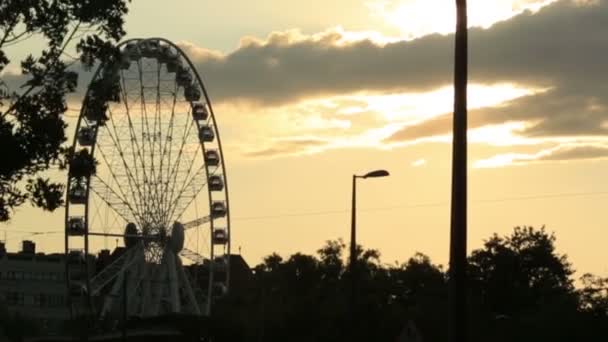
[30,314,212,341]
[63,38,232,325]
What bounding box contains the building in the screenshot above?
[185,253,253,297]
[226,254,253,294]
[0,240,69,331]
[0,240,252,336]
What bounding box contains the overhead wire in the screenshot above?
[2,189,608,234]
[231,189,608,222]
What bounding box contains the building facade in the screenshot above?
[0,241,69,331]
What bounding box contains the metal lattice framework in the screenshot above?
[64,38,231,321]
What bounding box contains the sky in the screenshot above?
[2,0,608,277]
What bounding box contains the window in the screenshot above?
[5,292,16,305]
[48,295,64,307]
[5,292,24,306]
[33,293,47,307]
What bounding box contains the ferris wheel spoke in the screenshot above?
[150,60,173,223]
[133,60,152,220]
[137,59,162,220]
[94,144,146,223]
[161,114,197,223]
[103,107,148,219]
[150,62,163,219]
[165,145,203,222]
[116,75,145,208]
[89,176,139,224]
[167,165,211,223]
[96,118,146,223]
[157,80,179,226]
[119,70,151,220]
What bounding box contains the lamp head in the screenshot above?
[362,169,389,178]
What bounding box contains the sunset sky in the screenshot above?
[3,0,608,278]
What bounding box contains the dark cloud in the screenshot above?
[182,0,608,148]
[387,115,453,142]
[182,0,606,107]
[4,0,605,158]
[539,144,608,161]
[476,143,608,168]
[388,87,608,143]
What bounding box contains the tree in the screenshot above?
[317,239,346,281]
[0,0,130,221]
[387,253,448,342]
[469,226,575,315]
[468,226,580,341]
[577,273,608,339]
[213,233,606,342]
[579,273,608,317]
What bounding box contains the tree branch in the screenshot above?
[0,17,19,49]
[0,21,81,119]
[3,30,35,47]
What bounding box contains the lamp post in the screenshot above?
[349,169,389,323]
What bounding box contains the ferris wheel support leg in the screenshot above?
[140,262,152,316]
[101,270,125,318]
[166,251,181,313]
[100,248,143,318]
[176,256,200,315]
[148,262,167,317]
[206,227,215,316]
[125,248,145,317]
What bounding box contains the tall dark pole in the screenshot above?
[449,1,468,342]
[349,175,357,321]
[122,272,127,342]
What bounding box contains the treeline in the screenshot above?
[212,226,608,342]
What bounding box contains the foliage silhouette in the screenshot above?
[212,227,607,342]
[0,0,130,221]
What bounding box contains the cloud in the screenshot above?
[5,0,606,164]
[474,143,608,168]
[411,158,427,167]
[367,0,558,39]
[177,1,605,107]
[388,86,608,144]
[241,137,331,158]
[177,0,608,161]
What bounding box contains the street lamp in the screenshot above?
[349,169,389,320]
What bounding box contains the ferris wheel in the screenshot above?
[64,38,231,321]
